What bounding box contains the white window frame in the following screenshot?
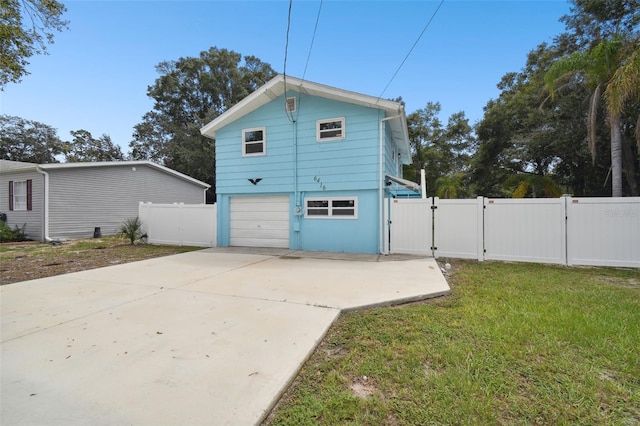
[304,197,358,219]
[13,180,27,211]
[316,117,345,142]
[242,127,266,157]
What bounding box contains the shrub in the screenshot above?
[0,221,28,242]
[118,217,147,245]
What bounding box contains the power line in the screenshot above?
[283,0,295,122]
[302,0,323,81]
[378,0,445,101]
[283,0,293,78]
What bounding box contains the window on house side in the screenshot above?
[305,197,357,219]
[242,127,266,156]
[13,181,27,211]
[316,117,345,141]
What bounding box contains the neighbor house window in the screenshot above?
[242,127,266,156]
[9,179,32,211]
[305,197,357,219]
[316,117,345,141]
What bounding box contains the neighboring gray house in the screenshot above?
[0,160,210,241]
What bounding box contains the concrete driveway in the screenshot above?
[1,249,450,425]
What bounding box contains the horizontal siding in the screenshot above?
[299,189,379,253]
[216,93,383,196]
[0,170,44,240]
[47,165,205,239]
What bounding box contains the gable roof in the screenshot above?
[200,75,411,163]
[0,160,210,188]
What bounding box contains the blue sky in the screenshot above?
[1,0,571,152]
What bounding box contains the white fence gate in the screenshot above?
[388,196,640,268]
[389,198,432,256]
[434,197,484,260]
[483,198,567,265]
[566,197,640,267]
[138,202,217,247]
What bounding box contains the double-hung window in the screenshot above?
[305,197,357,219]
[242,127,266,156]
[316,117,345,142]
[9,179,32,211]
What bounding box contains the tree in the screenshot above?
[0,114,64,163]
[0,0,69,88]
[130,47,276,200]
[545,36,638,196]
[558,0,640,50]
[404,102,476,197]
[64,129,125,162]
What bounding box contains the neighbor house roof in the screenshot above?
[200,75,411,163]
[1,160,210,188]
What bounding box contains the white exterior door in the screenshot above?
[230,196,290,248]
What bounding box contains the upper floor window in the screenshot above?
[316,117,345,142]
[242,127,266,156]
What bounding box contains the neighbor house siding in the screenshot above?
[47,165,205,239]
[0,169,44,240]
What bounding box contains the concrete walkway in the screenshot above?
[1,249,450,425]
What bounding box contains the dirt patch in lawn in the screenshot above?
[0,237,202,285]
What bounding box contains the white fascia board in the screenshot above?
[39,161,210,188]
[199,74,406,138]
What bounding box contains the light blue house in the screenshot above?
[200,75,420,254]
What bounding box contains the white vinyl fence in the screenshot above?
[389,196,640,268]
[138,202,217,247]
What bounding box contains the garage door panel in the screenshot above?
[230,196,290,248]
[231,212,290,221]
[230,202,289,213]
[230,222,289,231]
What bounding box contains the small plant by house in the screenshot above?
[0,220,28,243]
[119,217,147,245]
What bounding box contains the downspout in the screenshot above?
[36,167,51,242]
[379,114,403,255]
[293,120,300,250]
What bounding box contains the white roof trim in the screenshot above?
[36,161,210,188]
[200,74,407,137]
[386,174,421,193]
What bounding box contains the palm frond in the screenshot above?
[604,48,640,117]
[544,52,590,99]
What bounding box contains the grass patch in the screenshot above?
[265,261,640,425]
[0,236,202,285]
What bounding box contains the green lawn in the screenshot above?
[265,261,640,425]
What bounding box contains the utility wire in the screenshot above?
[378,0,445,101]
[302,0,323,81]
[283,0,295,122]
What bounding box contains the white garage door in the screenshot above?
[230,196,290,248]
